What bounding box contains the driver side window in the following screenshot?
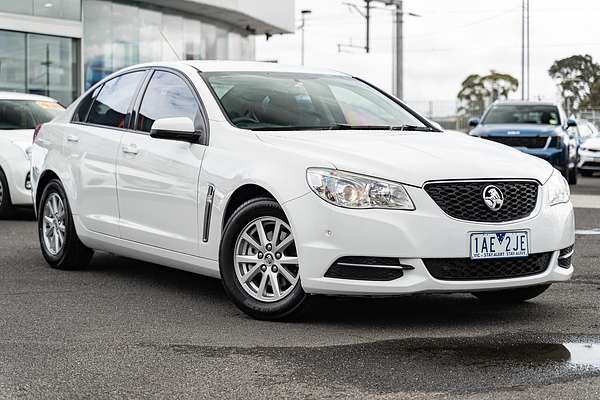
[136,71,203,133]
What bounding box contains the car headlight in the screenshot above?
[306,168,415,210]
[544,169,570,206]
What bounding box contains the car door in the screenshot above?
[67,70,147,237]
[116,69,208,255]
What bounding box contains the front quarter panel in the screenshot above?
[31,123,67,212]
[198,121,334,261]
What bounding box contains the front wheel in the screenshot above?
[38,179,94,270]
[471,284,551,303]
[219,197,308,320]
[0,168,14,219]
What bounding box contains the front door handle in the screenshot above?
[66,134,79,143]
[122,144,139,155]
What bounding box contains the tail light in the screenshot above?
[33,124,43,143]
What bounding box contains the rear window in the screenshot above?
[0,100,64,130]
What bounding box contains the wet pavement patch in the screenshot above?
[147,334,600,395]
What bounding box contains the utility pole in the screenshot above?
[521,0,525,100]
[299,9,312,65]
[339,1,372,53]
[365,0,371,53]
[338,0,417,98]
[393,0,403,98]
[526,0,530,100]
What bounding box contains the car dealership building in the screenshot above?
[0,0,294,105]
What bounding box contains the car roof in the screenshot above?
[0,91,58,102]
[117,60,349,77]
[491,100,558,107]
[184,60,349,76]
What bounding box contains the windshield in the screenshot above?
[0,100,64,130]
[482,104,561,126]
[203,72,429,131]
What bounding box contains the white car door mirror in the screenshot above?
[150,117,200,143]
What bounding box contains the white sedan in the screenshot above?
[30,62,574,320]
[578,127,600,177]
[0,92,64,218]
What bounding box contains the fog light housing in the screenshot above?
[25,172,32,190]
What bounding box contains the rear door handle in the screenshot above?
[122,144,139,155]
[66,134,79,143]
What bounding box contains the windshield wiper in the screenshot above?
[325,124,395,130]
[249,124,395,131]
[249,124,435,131]
[391,125,436,132]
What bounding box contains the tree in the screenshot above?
[457,71,519,117]
[548,54,600,113]
[580,79,600,110]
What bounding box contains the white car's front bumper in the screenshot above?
[578,150,600,171]
[284,185,575,296]
[5,151,32,206]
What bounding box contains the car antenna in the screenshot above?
[159,29,182,61]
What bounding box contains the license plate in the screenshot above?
[470,231,529,260]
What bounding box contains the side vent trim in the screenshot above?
[202,185,215,243]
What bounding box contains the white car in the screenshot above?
[0,92,64,217]
[577,123,600,177]
[30,62,575,320]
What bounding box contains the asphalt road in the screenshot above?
[1,177,599,399]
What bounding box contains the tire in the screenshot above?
[0,168,14,219]
[581,170,594,177]
[471,284,551,303]
[38,179,93,270]
[219,197,308,320]
[567,166,578,185]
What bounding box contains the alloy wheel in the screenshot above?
[42,193,66,255]
[233,216,299,302]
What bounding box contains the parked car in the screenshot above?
[576,119,599,141]
[30,62,574,320]
[0,92,64,218]
[468,101,579,185]
[578,122,600,176]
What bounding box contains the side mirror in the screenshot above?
[468,117,480,128]
[566,118,577,128]
[150,117,200,143]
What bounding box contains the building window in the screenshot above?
[0,0,81,21]
[82,0,256,89]
[0,30,79,105]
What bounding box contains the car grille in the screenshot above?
[483,136,548,149]
[423,252,552,281]
[424,181,539,222]
[324,256,413,281]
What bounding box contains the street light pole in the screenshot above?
[526,0,530,100]
[300,9,312,65]
[393,0,403,99]
[521,0,525,100]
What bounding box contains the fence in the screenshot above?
[577,109,600,129]
[406,100,469,132]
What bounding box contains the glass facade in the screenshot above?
[0,30,79,105]
[0,0,81,21]
[83,0,256,89]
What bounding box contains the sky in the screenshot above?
[256,0,600,115]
